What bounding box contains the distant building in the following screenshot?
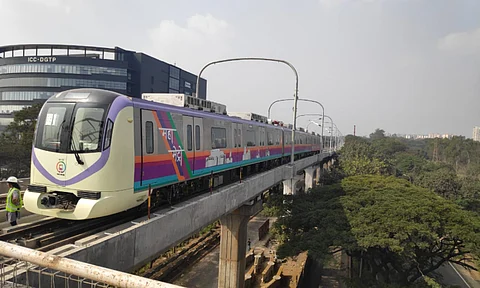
[473,127,480,142]
[0,44,207,130]
[398,133,457,140]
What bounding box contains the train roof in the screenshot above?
[45,88,125,105]
[43,89,318,136]
[131,96,316,136]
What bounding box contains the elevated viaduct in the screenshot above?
[2,152,337,288]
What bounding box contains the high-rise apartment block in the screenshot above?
[473,127,480,142]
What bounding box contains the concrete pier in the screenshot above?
[172,215,276,288]
[304,166,315,191]
[218,201,262,288]
[315,166,321,186]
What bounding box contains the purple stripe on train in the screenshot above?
[136,147,305,182]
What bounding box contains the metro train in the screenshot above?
[24,88,322,220]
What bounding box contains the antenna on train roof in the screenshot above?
[141,93,227,115]
[227,112,268,123]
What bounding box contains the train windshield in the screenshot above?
[35,102,108,153]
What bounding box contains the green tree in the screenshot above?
[369,128,386,140]
[339,135,392,176]
[371,137,408,160]
[414,168,461,200]
[273,175,480,286]
[393,152,428,180]
[0,104,42,177]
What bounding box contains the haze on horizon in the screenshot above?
[0,0,479,138]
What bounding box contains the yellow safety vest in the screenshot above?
[6,187,23,212]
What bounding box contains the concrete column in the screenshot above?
[304,167,314,192]
[283,178,300,195]
[315,166,321,186]
[218,201,262,288]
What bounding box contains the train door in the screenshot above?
[140,109,157,186]
[233,123,242,162]
[193,117,203,173]
[183,116,194,171]
[281,129,285,155]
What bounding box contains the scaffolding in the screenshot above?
[0,241,183,288]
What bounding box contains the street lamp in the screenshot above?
[310,120,340,151]
[195,57,299,165]
[297,113,336,151]
[267,98,325,153]
[322,122,341,151]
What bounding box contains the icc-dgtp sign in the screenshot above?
[27,57,57,63]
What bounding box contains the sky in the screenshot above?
[0,0,479,137]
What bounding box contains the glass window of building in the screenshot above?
[0,77,126,90]
[0,105,30,113]
[169,77,179,91]
[169,66,180,79]
[1,91,55,101]
[0,118,13,125]
[0,64,127,77]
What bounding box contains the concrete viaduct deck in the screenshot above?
[5,152,334,287]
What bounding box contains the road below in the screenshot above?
[436,262,480,288]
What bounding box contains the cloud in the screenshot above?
[318,0,379,7]
[438,27,480,55]
[17,0,64,6]
[148,14,234,72]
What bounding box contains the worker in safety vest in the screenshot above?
[5,176,23,226]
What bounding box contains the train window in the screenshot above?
[187,125,193,151]
[103,119,114,150]
[212,127,227,149]
[237,127,242,147]
[145,121,154,154]
[195,125,201,150]
[267,132,273,146]
[234,128,237,147]
[246,130,256,147]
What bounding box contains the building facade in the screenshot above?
[0,44,207,130]
[473,127,480,142]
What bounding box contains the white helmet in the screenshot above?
[6,176,18,183]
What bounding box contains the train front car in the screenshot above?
[24,89,135,220]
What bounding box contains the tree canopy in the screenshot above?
[273,175,480,286]
[369,128,386,140]
[266,128,480,287]
[0,104,42,178]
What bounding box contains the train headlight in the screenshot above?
[40,195,59,207]
[40,196,49,206]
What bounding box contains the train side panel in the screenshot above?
[131,106,298,192]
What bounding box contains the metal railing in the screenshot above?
[0,241,183,288]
